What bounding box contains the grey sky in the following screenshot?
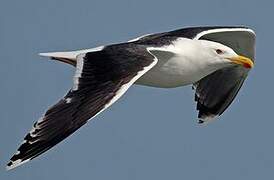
[1,0,273,179]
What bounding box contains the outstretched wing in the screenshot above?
[7,44,157,170]
[192,27,255,123]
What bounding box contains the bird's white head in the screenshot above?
[199,40,254,69]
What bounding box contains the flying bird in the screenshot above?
[7,26,255,170]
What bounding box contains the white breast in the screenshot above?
[136,38,225,88]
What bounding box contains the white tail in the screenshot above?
[39,46,105,66]
[39,46,105,59]
[39,51,79,60]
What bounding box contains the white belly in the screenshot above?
[136,55,209,88]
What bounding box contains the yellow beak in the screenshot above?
[228,55,254,69]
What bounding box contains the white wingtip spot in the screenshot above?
[37,117,44,123]
[30,127,37,138]
[6,158,30,171]
[198,114,218,125]
[65,98,72,103]
[15,151,20,155]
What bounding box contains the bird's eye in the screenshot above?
[216,49,224,54]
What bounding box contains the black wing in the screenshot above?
[133,26,251,46]
[7,44,157,170]
[192,27,255,123]
[194,67,249,123]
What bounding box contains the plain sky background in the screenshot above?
[0,0,273,179]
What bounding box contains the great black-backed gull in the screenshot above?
[7,26,255,170]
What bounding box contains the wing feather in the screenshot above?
[7,44,157,170]
[192,27,255,123]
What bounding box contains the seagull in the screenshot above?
[7,26,255,170]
